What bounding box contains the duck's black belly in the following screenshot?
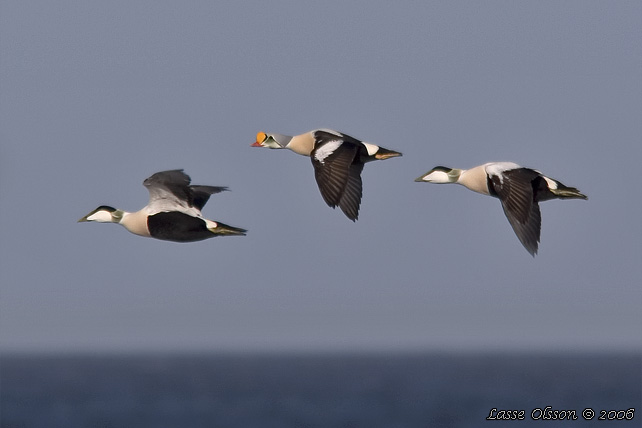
[147,211,213,242]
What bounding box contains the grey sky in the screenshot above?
[1,0,640,353]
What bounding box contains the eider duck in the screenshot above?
[415,162,587,256]
[78,169,247,242]
[251,129,402,221]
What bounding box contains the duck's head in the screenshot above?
[251,132,291,149]
[414,166,462,184]
[78,205,124,223]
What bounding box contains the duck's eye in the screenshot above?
[256,132,267,142]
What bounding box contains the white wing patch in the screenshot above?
[314,140,343,164]
[146,197,200,217]
[485,162,521,183]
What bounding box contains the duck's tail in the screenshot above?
[209,222,247,236]
[375,147,402,160]
[551,184,588,200]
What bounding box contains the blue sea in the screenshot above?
[1,352,639,428]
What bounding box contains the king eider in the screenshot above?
[251,129,402,221]
[78,169,247,242]
[415,162,587,256]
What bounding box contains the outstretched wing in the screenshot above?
[144,169,192,206]
[311,136,363,220]
[190,185,228,210]
[489,168,541,255]
[338,162,364,221]
[143,170,227,214]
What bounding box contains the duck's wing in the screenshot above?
[311,136,362,220]
[143,169,193,212]
[500,199,541,256]
[143,170,226,214]
[189,185,228,211]
[338,162,364,221]
[489,168,541,255]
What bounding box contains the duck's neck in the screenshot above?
[457,166,490,195]
[120,210,151,237]
[287,132,315,156]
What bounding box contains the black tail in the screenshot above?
[550,185,588,200]
[209,222,247,236]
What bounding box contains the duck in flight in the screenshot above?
[79,169,247,242]
[252,129,402,221]
[415,162,587,256]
